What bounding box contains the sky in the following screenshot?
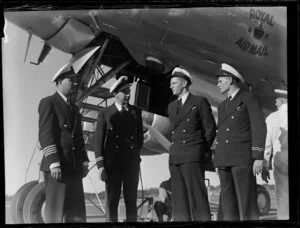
[2,18,274,196]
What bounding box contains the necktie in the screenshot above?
[120,105,126,113]
[224,96,231,110]
[177,98,182,114]
[67,99,73,112]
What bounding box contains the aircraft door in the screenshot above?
[134,80,174,117]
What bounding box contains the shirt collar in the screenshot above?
[228,88,240,100]
[114,102,129,111]
[57,91,68,103]
[179,92,189,104]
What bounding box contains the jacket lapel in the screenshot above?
[217,90,243,127]
[53,92,73,117]
[172,94,196,130]
[217,100,227,126]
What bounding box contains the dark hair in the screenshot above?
[231,76,240,85]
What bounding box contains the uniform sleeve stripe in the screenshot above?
[252,147,264,151]
[43,145,57,157]
[95,157,104,162]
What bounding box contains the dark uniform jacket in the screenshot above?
[94,103,144,169]
[214,90,266,167]
[167,93,216,165]
[38,92,89,175]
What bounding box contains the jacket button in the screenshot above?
[172,131,174,134]
[64,124,67,127]
[231,116,234,119]
[131,136,134,139]
[183,140,186,144]
[216,141,219,145]
[171,142,174,145]
[73,147,75,150]
[183,129,186,133]
[116,135,119,138]
[225,140,229,143]
[110,127,113,130]
[131,146,134,149]
[187,119,190,122]
[226,128,229,131]
[216,130,218,133]
[116,145,119,149]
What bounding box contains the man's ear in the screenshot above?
[56,78,63,85]
[113,92,119,99]
[182,79,188,87]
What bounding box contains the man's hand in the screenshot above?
[253,160,263,176]
[98,167,108,182]
[261,167,270,183]
[50,167,62,181]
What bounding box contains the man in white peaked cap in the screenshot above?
[262,86,288,219]
[215,63,266,220]
[38,63,89,223]
[167,66,216,221]
[94,76,144,222]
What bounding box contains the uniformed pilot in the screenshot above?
[168,67,216,221]
[38,63,89,223]
[215,63,266,220]
[262,87,288,219]
[94,76,144,222]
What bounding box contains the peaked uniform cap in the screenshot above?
[170,67,192,84]
[216,63,244,83]
[52,63,75,82]
[109,76,131,93]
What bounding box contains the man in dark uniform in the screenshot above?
[214,63,266,220]
[168,67,216,221]
[38,63,89,223]
[94,76,144,222]
[153,178,172,222]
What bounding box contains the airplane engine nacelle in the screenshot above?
[140,111,172,156]
[134,78,174,156]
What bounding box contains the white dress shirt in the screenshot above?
[115,102,129,111]
[178,92,190,105]
[228,88,240,100]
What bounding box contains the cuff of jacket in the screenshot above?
[251,147,264,160]
[95,156,104,169]
[43,144,60,168]
[50,162,61,169]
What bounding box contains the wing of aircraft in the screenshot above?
[4,7,286,155]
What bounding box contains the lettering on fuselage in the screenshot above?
[235,8,275,57]
[249,8,274,27]
[235,37,269,56]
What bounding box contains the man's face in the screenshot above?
[170,77,186,96]
[59,77,75,96]
[115,87,131,105]
[217,76,231,94]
